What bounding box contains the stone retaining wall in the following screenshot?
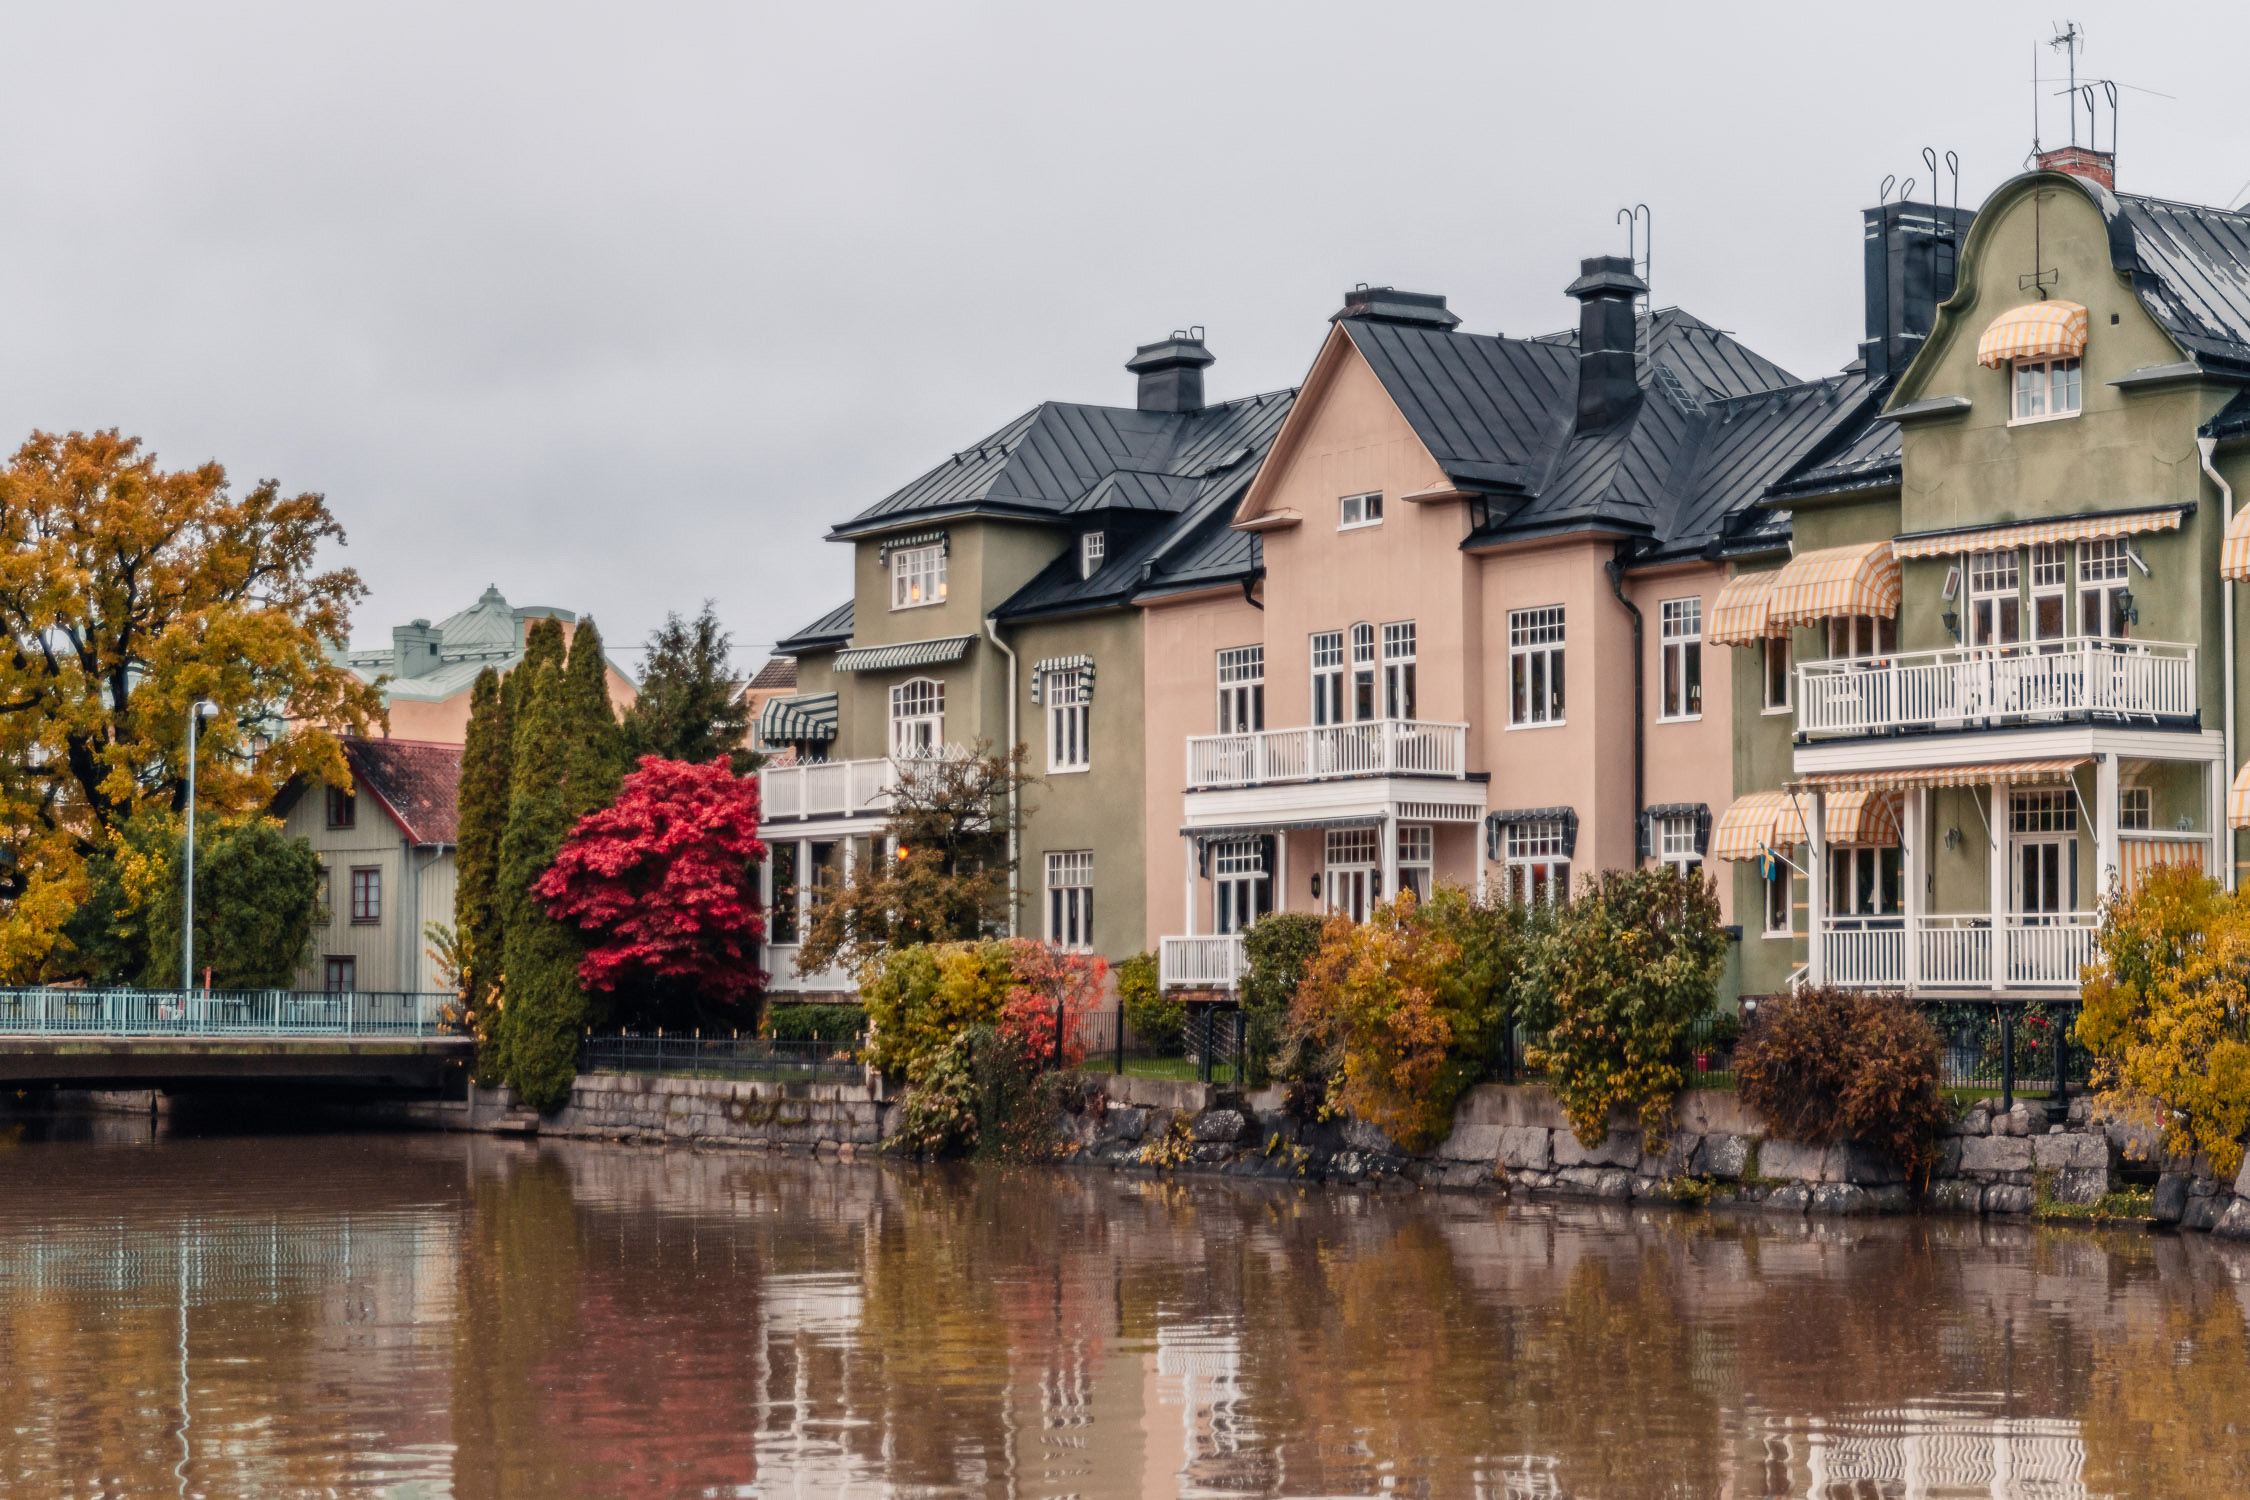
[354,1071,895,1156]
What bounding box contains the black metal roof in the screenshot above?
[775,597,854,654]
[2110,191,2250,376]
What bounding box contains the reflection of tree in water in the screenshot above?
[2075,1235,2250,1497]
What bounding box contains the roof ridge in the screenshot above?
[2118,188,2250,222]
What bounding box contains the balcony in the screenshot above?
[1796,639,2196,740]
[760,756,898,821]
[1819,913,2098,992]
[1160,934,1245,992]
[1186,719,1468,791]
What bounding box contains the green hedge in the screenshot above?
[764,1002,867,1048]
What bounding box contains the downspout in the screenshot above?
[1605,544,1645,857]
[983,615,1020,935]
[2200,434,2236,891]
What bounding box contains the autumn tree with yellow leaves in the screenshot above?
[0,428,383,980]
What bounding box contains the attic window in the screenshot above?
[2011,357,2082,424]
[1080,531,1105,579]
[1340,492,1384,530]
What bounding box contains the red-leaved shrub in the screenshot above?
[1735,987,1949,1178]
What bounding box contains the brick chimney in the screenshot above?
[2035,146,2115,191]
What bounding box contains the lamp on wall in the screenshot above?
[1941,608,1960,640]
[2116,587,2139,626]
[1943,826,1961,851]
[1309,872,1321,899]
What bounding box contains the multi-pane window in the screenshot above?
[1080,531,1105,578]
[1382,621,1416,720]
[1502,820,1570,906]
[768,842,800,945]
[1311,631,1345,726]
[1339,491,1383,529]
[1212,838,1269,935]
[1657,815,1701,876]
[2030,542,2068,646]
[2079,538,2132,639]
[326,786,356,829]
[1764,862,1791,937]
[1350,623,1377,721]
[1968,550,2021,648]
[1828,847,1904,916]
[1397,824,1433,903]
[2010,791,2079,915]
[1217,646,1265,733]
[350,867,381,924]
[2010,790,2078,833]
[1509,607,1566,725]
[1046,670,1088,772]
[891,543,947,609]
[324,956,356,994]
[1762,636,1791,712]
[2120,786,2152,830]
[1825,614,1898,658]
[1659,598,1702,720]
[890,678,944,757]
[1045,851,1093,950]
[2012,357,2083,422]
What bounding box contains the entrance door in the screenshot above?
[2013,836,2078,918]
[1323,827,1381,922]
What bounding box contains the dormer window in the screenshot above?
[2011,357,2082,423]
[1080,531,1105,578]
[1339,492,1383,530]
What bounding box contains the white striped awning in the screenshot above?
[1030,654,1095,704]
[1708,569,1783,646]
[1765,541,1902,628]
[1976,300,2089,368]
[2231,762,2250,828]
[1892,507,2183,560]
[2120,837,2208,890]
[756,691,838,744]
[1710,790,1807,862]
[830,635,975,672]
[1792,758,2089,794]
[2224,507,2250,582]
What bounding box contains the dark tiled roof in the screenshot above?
[2202,388,2250,443]
[776,599,854,654]
[746,657,796,690]
[344,738,461,846]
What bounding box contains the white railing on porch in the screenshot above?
[760,757,900,820]
[1160,934,1246,991]
[1818,912,2099,991]
[759,943,858,995]
[1796,638,2196,738]
[1185,719,1468,790]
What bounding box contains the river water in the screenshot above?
[4,1120,2250,1498]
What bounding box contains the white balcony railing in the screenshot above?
[1818,912,2098,991]
[1796,639,2196,739]
[1185,719,1469,791]
[759,942,857,995]
[1160,934,1245,991]
[759,756,899,821]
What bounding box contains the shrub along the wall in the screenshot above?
[1735,986,1948,1177]
[1244,911,1324,1080]
[1115,951,1180,1052]
[763,1003,866,1049]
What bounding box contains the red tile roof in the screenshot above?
[344,737,462,846]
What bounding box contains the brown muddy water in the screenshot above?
[3,1119,2250,1498]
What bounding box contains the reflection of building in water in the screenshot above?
[1477,1455,1567,1498]
[754,1270,871,1483]
[1756,1400,2088,1499]
[1147,1319,1264,1498]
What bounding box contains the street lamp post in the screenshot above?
[183,699,217,995]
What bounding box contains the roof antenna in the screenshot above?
[1614,203,1651,308]
[2051,21,2084,147]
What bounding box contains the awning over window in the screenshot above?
[2224,507,2250,582]
[2121,837,2209,889]
[1892,506,2184,560]
[1823,789,1901,847]
[1030,654,1095,704]
[2230,762,2250,828]
[1708,570,1783,646]
[830,635,975,672]
[756,691,838,744]
[1710,791,1807,862]
[1765,541,1901,628]
[1975,300,2089,369]
[1791,757,2089,793]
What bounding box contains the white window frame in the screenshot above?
[1508,606,1566,728]
[2119,785,2152,831]
[1825,614,1898,660]
[1761,635,1791,714]
[889,677,944,758]
[1045,850,1093,951]
[1045,669,1088,773]
[890,542,948,610]
[1311,631,1344,727]
[1212,838,1268,935]
[1659,597,1702,722]
[1657,814,1702,877]
[2029,541,2068,647]
[2079,538,2132,640]
[1339,491,1384,530]
[1828,845,1905,916]
[1080,531,1105,579]
[1396,823,1433,903]
[1502,820,1570,906]
[2010,356,2083,425]
[1381,621,1416,721]
[1763,860,1792,938]
[1967,550,2021,649]
[1350,623,1377,722]
[1216,645,1264,734]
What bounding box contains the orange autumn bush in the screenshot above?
[1285,892,1464,1151]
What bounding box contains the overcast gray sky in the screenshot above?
[1,2,2243,669]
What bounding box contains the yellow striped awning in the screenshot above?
[2120,838,2208,890]
[2224,507,2250,582]
[1765,541,1902,628]
[1976,300,2089,369]
[2231,762,2250,828]
[1892,507,2183,560]
[1710,790,1808,862]
[1792,757,2089,794]
[1823,789,1901,847]
[1708,570,1783,646]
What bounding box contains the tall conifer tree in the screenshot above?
[496,648,584,1109]
[454,666,509,1068]
[559,616,625,820]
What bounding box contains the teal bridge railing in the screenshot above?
[0,988,457,1038]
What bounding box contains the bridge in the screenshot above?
[0,988,472,1092]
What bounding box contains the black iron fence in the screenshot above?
[580,1032,863,1085]
[1070,1004,1249,1085]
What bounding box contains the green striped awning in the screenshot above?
[757,692,838,744]
[1031,654,1095,704]
[830,635,975,673]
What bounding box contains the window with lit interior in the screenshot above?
[891,542,947,609]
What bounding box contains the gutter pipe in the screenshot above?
[2201,434,2237,891]
[983,615,1021,935]
[1605,544,1646,858]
